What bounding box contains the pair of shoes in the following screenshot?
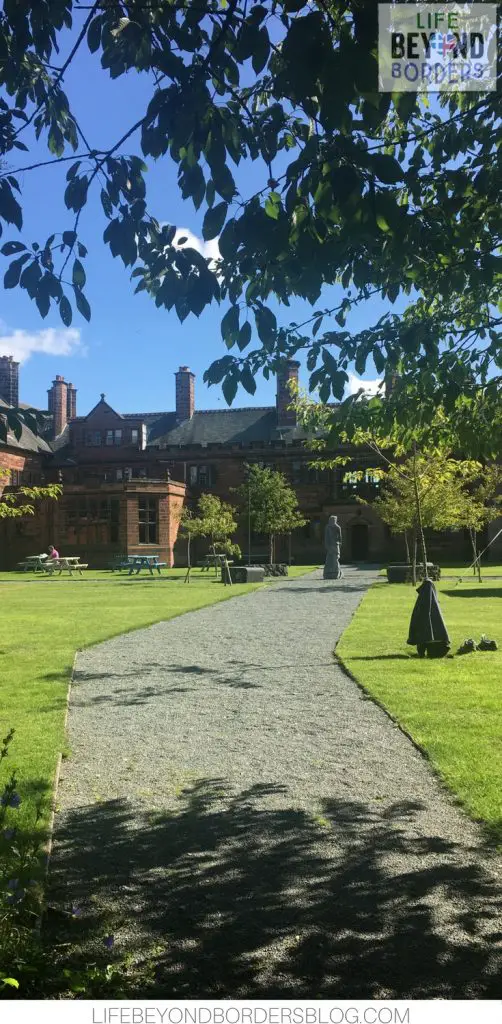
[457,636,498,654]
[478,634,498,651]
[457,638,477,654]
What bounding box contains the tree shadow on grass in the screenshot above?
[442,589,502,599]
[46,779,502,999]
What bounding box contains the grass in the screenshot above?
[0,565,319,835]
[337,577,502,841]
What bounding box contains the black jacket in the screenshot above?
[407,579,450,648]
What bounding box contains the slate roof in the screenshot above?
[0,399,52,454]
[147,408,311,448]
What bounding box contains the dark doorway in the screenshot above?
[351,523,369,561]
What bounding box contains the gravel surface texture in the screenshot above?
[49,568,502,998]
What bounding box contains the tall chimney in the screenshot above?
[67,382,77,420]
[175,366,195,422]
[47,375,68,437]
[0,355,19,407]
[276,360,300,426]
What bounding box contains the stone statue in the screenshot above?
[323,515,342,580]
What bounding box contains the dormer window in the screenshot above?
[131,428,139,445]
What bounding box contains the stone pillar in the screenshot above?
[276,360,300,426]
[175,366,195,422]
[0,355,19,407]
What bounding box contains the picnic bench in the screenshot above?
[127,555,166,576]
[16,554,88,575]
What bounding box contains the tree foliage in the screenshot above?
[236,463,306,563]
[0,1,500,439]
[0,471,61,518]
[187,492,239,556]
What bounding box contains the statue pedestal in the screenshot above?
[323,549,341,580]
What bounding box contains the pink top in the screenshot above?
[50,548,59,559]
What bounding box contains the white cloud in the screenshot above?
[173,228,220,264]
[346,373,383,397]
[0,327,83,364]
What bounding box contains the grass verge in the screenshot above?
[337,578,502,842]
[0,565,319,835]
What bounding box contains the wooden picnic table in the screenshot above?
[48,556,88,576]
[127,555,166,576]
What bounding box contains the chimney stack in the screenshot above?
[67,382,77,420]
[47,375,68,437]
[175,366,195,422]
[0,355,19,407]
[276,360,300,426]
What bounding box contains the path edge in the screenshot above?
[333,643,494,840]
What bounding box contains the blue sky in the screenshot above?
[0,21,400,416]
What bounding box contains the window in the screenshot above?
[114,429,122,445]
[10,469,21,486]
[85,430,101,446]
[198,464,210,487]
[116,468,123,481]
[63,497,120,547]
[188,464,214,488]
[123,467,132,481]
[138,498,157,543]
[105,430,114,446]
[131,428,139,445]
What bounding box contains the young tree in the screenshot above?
[365,454,479,573]
[0,3,500,437]
[236,464,306,565]
[455,465,502,580]
[191,493,239,566]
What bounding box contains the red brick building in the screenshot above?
[1,356,500,569]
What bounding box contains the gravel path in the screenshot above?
[49,568,502,998]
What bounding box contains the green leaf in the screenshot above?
[202,202,227,241]
[59,295,72,327]
[1,978,19,989]
[74,287,91,322]
[221,305,239,346]
[252,28,270,74]
[72,258,86,288]
[240,364,257,395]
[1,241,26,255]
[0,181,22,230]
[87,15,102,53]
[237,321,252,351]
[222,374,238,406]
[255,306,277,348]
[264,192,281,220]
[4,253,30,288]
[370,154,403,185]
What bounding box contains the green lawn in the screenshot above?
[337,578,502,841]
[0,565,319,835]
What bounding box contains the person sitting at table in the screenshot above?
[48,544,60,560]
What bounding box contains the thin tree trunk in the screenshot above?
[412,442,429,579]
[469,527,481,582]
[411,529,417,586]
[404,530,410,563]
[269,532,274,565]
